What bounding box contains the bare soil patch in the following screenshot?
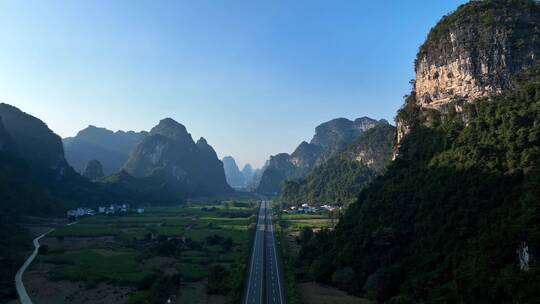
[299,282,371,304]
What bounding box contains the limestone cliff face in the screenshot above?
[395,0,540,150]
[415,0,540,108]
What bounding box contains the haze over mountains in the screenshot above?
[0,104,236,215]
[222,156,262,189]
[63,126,147,175]
[257,117,389,195]
[2,1,540,303]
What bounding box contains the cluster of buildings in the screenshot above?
[66,203,145,219]
[66,207,96,218]
[282,203,342,214]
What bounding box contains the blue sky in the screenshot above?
[0,0,466,168]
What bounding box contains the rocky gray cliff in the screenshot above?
[415,0,540,108]
[257,117,387,194]
[397,0,540,147]
[82,159,104,181]
[63,125,147,175]
[123,118,232,195]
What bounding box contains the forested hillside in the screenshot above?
[298,62,540,303]
[282,124,395,205]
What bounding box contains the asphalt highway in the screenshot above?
[264,202,285,304]
[244,200,285,304]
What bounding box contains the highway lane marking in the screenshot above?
[245,202,265,304]
[268,210,285,304]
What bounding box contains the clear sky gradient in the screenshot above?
[0,0,466,168]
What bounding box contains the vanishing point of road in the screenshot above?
[244,200,286,304]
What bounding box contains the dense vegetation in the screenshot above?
[257,117,384,195]
[297,63,540,303]
[282,124,395,205]
[0,216,31,301]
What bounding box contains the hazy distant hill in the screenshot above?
[63,125,147,175]
[257,117,387,194]
[223,156,245,188]
[123,118,232,196]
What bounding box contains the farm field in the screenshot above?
[24,199,257,304]
[276,208,370,304]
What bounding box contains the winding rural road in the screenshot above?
[15,228,55,304]
[244,200,285,304]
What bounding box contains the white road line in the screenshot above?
[245,203,264,304]
[269,211,285,304]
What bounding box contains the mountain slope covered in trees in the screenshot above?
[299,26,540,304]
[257,117,386,194]
[282,124,395,205]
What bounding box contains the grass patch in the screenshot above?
[47,249,149,284]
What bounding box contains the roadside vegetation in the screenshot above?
[275,205,369,304]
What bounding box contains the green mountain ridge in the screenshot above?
[299,1,540,302]
[257,117,387,194]
[282,124,396,205]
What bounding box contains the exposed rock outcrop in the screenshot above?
[395,0,540,150]
[415,0,540,108]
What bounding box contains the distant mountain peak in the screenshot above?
[150,118,192,142]
[257,115,386,194]
[222,156,246,188]
[197,137,218,158]
[196,137,208,145]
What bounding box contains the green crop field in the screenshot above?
[36,199,257,304]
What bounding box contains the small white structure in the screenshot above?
[518,241,531,271]
[66,207,95,219]
[136,208,145,214]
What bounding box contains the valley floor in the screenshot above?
[16,199,256,304]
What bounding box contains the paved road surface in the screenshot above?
[15,228,55,304]
[244,200,285,304]
[265,203,285,304]
[245,201,266,304]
